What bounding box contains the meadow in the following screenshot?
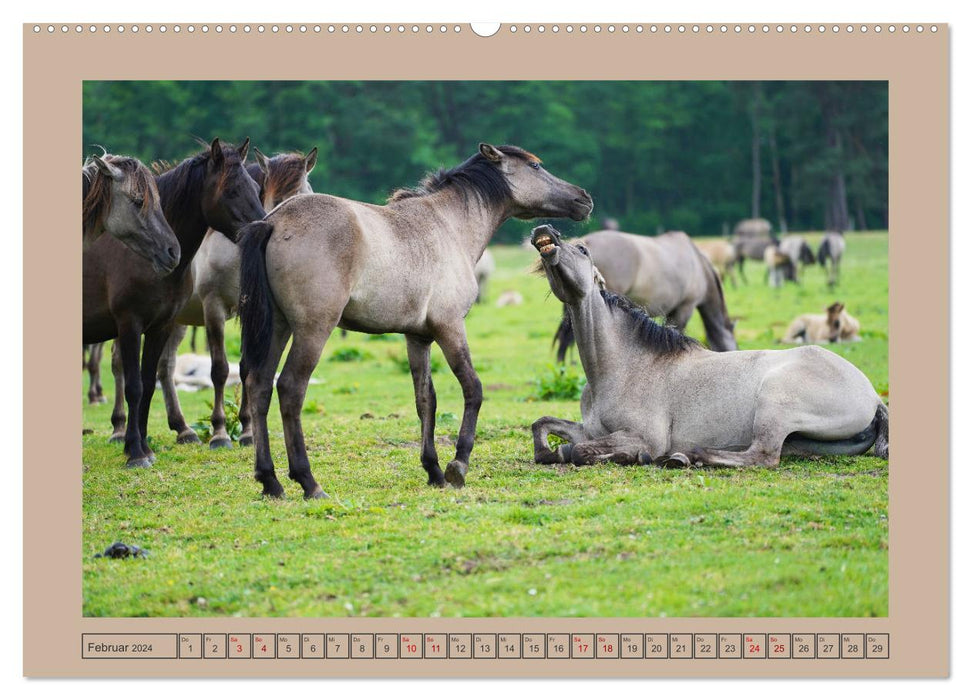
[82,231,888,618]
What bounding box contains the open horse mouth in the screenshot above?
[531,225,560,256]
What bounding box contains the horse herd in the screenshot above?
[82,139,887,500]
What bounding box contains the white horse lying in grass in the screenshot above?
[529,225,888,469]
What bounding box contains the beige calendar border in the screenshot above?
[23,22,949,678]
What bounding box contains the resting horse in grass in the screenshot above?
[239,143,593,498]
[552,229,737,362]
[107,147,318,447]
[82,153,180,404]
[83,139,265,467]
[530,224,888,469]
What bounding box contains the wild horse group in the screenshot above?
[83,140,887,498]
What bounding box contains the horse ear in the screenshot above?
[479,143,503,163]
[238,137,250,161]
[305,147,318,174]
[254,147,270,177]
[210,138,224,167]
[93,156,124,182]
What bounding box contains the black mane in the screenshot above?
[389,145,536,208]
[600,290,700,355]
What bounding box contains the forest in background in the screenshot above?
[83,80,888,243]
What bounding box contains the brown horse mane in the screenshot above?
[388,145,540,206]
[252,152,309,205]
[82,154,158,235]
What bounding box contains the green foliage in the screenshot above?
[389,353,443,374]
[83,80,888,241]
[328,347,373,363]
[531,363,586,401]
[189,387,243,442]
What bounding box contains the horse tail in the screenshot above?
[696,253,738,352]
[818,237,831,267]
[783,403,888,457]
[872,402,889,459]
[553,307,575,363]
[238,220,276,369]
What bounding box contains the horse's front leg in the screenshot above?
[115,323,151,467]
[570,430,656,466]
[406,334,444,486]
[203,298,233,449]
[156,324,201,444]
[435,324,482,489]
[109,340,126,442]
[136,325,173,462]
[531,416,588,464]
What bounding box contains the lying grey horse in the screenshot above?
[238,143,593,498]
[553,230,737,361]
[818,231,846,287]
[530,224,888,468]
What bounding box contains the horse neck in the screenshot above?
[567,293,639,385]
[403,187,508,262]
[696,254,736,350]
[156,168,209,275]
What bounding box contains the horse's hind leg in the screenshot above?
[531,416,587,464]
[203,298,233,449]
[277,321,332,499]
[663,414,789,468]
[246,316,291,498]
[435,325,483,489]
[406,335,444,486]
[238,355,252,446]
[86,343,106,404]
[109,341,126,442]
[156,324,201,444]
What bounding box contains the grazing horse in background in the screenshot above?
[551,230,737,363]
[84,139,265,467]
[529,225,888,469]
[694,238,738,288]
[818,231,846,287]
[238,143,593,498]
[782,302,862,344]
[110,148,318,448]
[732,217,778,284]
[82,154,179,404]
[474,248,496,304]
[765,234,815,287]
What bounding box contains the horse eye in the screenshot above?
[132,198,144,207]
[578,245,589,256]
[530,162,541,170]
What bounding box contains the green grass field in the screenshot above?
[82,231,888,618]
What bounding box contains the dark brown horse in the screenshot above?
[83,139,265,467]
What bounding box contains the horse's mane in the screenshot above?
[82,154,158,234]
[388,145,539,207]
[256,153,310,206]
[600,290,700,356]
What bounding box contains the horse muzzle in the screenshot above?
[531,225,562,259]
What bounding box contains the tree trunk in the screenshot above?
[768,122,787,233]
[749,83,763,218]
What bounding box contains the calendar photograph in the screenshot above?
[79,78,890,619]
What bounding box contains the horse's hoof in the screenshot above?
[444,460,468,489]
[108,434,125,444]
[88,396,107,405]
[557,443,574,463]
[209,437,233,450]
[238,435,253,447]
[261,483,286,499]
[146,452,157,465]
[177,430,202,445]
[637,451,653,465]
[656,453,691,469]
[126,457,152,469]
[304,486,329,500]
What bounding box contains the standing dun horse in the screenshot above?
[107,148,318,447]
[84,139,265,468]
[530,224,888,468]
[818,231,846,287]
[239,143,593,498]
[732,217,778,284]
[82,153,179,404]
[552,229,737,362]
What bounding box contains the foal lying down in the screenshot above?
[782,302,861,344]
[529,225,888,469]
